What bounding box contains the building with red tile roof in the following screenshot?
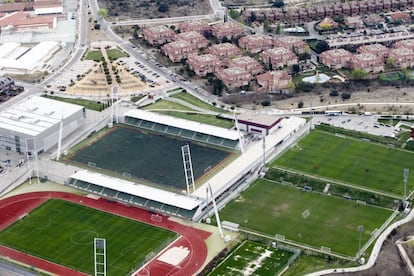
[256,70,292,91]
[187,54,222,76]
[215,67,252,89]
[142,25,175,46]
[260,47,298,69]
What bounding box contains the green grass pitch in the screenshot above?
[69,126,231,190]
[0,200,177,275]
[272,130,414,195]
[210,240,294,276]
[219,179,392,256]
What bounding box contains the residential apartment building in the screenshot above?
[174,31,209,49]
[256,70,292,91]
[352,53,384,73]
[228,56,263,75]
[238,34,273,53]
[178,21,210,34]
[211,22,244,40]
[388,48,414,68]
[208,43,242,59]
[215,67,252,89]
[187,54,222,76]
[260,47,298,69]
[357,44,389,62]
[161,40,197,63]
[393,39,414,51]
[142,25,175,45]
[319,49,353,69]
[273,36,307,54]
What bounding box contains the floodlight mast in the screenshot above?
[358,225,363,258]
[233,111,245,154]
[262,130,266,168]
[208,183,224,239]
[403,168,409,208]
[56,117,63,161]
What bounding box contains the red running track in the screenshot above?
[0,192,211,276]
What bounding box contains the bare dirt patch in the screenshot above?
[97,0,212,21]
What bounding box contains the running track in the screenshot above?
[0,192,211,276]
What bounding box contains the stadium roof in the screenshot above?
[237,112,282,128]
[124,109,239,141]
[70,170,202,210]
[0,95,83,136]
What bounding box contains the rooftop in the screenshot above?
[124,109,239,141]
[70,170,202,210]
[0,95,83,136]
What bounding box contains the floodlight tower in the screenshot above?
[403,168,409,209]
[111,85,119,124]
[233,111,245,154]
[94,238,106,276]
[182,145,195,194]
[208,183,224,239]
[262,130,266,168]
[358,225,364,257]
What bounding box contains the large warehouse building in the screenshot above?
[0,96,85,154]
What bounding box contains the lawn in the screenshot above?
[219,179,392,256]
[85,50,103,61]
[0,200,176,275]
[143,99,195,112]
[41,94,105,111]
[210,240,294,276]
[106,48,127,61]
[156,110,234,128]
[272,130,414,195]
[171,91,224,113]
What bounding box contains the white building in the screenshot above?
[237,112,283,135]
[0,96,85,154]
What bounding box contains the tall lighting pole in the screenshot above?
[403,168,409,209]
[358,225,363,258]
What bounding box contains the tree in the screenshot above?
[273,0,284,8]
[261,100,271,106]
[158,3,169,13]
[263,20,270,33]
[212,79,224,96]
[94,23,101,30]
[341,92,351,100]
[98,8,108,18]
[229,9,240,20]
[386,57,395,69]
[292,64,300,75]
[351,69,368,80]
[275,23,281,34]
[314,40,329,53]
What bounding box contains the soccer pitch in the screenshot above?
[69,126,231,190]
[219,179,392,256]
[272,130,414,195]
[0,199,177,275]
[210,240,294,276]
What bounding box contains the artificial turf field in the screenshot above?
[210,240,294,276]
[219,179,392,256]
[272,130,414,195]
[69,126,231,190]
[0,199,176,275]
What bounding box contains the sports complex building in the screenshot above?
[67,109,306,221]
[0,96,85,154]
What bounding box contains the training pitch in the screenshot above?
[0,199,176,275]
[210,240,294,275]
[272,130,414,195]
[69,126,232,190]
[219,179,392,256]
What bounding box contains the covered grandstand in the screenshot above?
[68,170,203,220]
[124,109,240,150]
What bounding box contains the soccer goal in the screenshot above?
[302,209,311,219]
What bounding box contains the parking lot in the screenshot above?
[313,114,398,138]
[117,57,168,87]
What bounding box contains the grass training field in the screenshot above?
[272,130,414,195]
[69,126,231,190]
[0,199,176,275]
[219,179,392,256]
[210,241,294,276]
